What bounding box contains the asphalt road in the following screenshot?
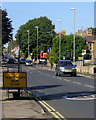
[5,64,96,119]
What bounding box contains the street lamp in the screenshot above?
[57,20,61,60]
[70,8,75,64]
[35,26,38,65]
[27,30,29,59]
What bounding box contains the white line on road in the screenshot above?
[36,70,94,89]
[51,76,56,78]
[47,74,51,77]
[72,81,81,85]
[84,85,94,88]
[64,79,70,82]
[57,77,61,79]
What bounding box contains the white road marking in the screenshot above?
[51,76,56,78]
[64,79,70,82]
[72,81,81,85]
[57,77,61,79]
[36,70,94,89]
[91,95,95,98]
[66,97,96,100]
[84,85,94,88]
[47,74,51,77]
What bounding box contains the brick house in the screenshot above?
[76,28,96,60]
[83,36,96,60]
[94,39,96,62]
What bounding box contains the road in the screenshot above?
[3,63,95,119]
[20,64,95,119]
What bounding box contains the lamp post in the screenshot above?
[27,30,29,59]
[57,20,61,60]
[70,8,75,64]
[35,26,38,65]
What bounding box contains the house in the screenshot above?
[57,30,66,36]
[94,39,96,62]
[76,28,93,37]
[76,28,96,60]
[83,36,96,60]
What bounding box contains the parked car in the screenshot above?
[4,56,10,62]
[25,60,33,66]
[7,58,15,64]
[55,60,77,76]
[20,58,26,64]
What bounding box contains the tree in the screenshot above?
[2,9,13,45]
[7,39,17,54]
[15,16,55,58]
[52,35,89,63]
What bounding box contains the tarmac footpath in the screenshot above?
[1,88,54,120]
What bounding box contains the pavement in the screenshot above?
[2,89,54,120]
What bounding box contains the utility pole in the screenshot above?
[57,20,61,60]
[71,8,75,64]
[27,30,29,59]
[35,26,38,65]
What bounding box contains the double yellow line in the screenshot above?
[37,97,67,120]
[25,89,67,120]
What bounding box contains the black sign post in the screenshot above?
[18,33,22,97]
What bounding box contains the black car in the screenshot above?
[55,60,77,76]
[7,58,15,64]
[20,58,26,64]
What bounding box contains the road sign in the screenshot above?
[63,56,65,60]
[47,48,50,53]
[3,72,27,88]
[78,57,83,61]
[82,50,86,55]
[30,53,33,55]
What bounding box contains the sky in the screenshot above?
[1,1,94,41]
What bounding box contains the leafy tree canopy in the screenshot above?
[2,9,13,45]
[15,16,55,58]
[52,35,89,63]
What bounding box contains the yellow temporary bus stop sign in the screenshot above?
[3,72,27,88]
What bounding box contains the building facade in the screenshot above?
[76,28,96,60]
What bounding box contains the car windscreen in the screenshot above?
[59,61,74,66]
[21,59,26,61]
[26,60,32,63]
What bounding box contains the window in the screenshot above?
[90,42,92,51]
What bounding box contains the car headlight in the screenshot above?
[59,67,65,71]
[72,68,76,70]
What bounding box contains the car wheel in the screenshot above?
[55,71,58,76]
[58,72,61,76]
[74,73,77,77]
